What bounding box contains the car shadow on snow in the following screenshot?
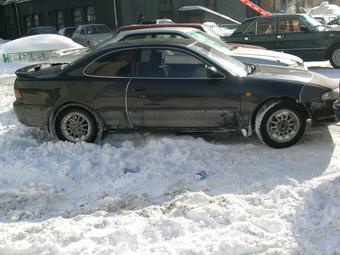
[101,123,336,196]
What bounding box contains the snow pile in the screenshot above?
[294,177,340,254]
[0,38,7,45]
[0,35,85,75]
[308,1,340,15]
[0,34,83,53]
[203,22,235,37]
[0,68,339,254]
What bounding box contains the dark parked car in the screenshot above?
[58,27,76,38]
[27,26,58,36]
[13,39,339,148]
[224,13,340,68]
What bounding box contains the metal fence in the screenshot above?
[2,50,56,63]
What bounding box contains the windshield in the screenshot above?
[190,42,247,77]
[187,30,235,51]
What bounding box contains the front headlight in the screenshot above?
[321,87,340,101]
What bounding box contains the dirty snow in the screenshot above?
[0,61,339,254]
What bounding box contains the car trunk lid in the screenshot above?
[15,63,67,79]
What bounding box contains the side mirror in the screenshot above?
[206,66,224,79]
[301,26,309,33]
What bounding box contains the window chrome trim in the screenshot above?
[82,45,226,80]
[276,47,327,51]
[125,78,133,128]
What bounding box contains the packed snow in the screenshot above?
[0,34,83,53]
[308,1,340,15]
[0,59,339,254]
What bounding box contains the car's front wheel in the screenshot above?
[255,101,306,148]
[55,108,98,143]
[330,47,340,68]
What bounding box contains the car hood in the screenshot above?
[232,47,303,65]
[250,65,338,90]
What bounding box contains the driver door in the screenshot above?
[126,47,240,129]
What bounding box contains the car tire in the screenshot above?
[255,101,306,148]
[330,47,340,68]
[55,107,98,143]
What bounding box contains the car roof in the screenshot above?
[115,23,205,35]
[102,37,197,50]
[79,24,109,27]
[244,13,306,22]
[117,27,200,36]
[29,26,55,29]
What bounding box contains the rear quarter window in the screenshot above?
[84,49,136,77]
[233,20,253,35]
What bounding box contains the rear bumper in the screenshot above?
[334,99,340,121]
[13,101,51,129]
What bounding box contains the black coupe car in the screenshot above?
[224,14,340,68]
[13,39,339,148]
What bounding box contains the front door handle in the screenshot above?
[277,35,285,39]
[243,36,251,41]
[132,87,145,92]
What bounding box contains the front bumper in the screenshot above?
[13,101,51,129]
[309,100,336,122]
[334,99,340,121]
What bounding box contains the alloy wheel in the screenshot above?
[266,109,300,143]
[61,112,93,142]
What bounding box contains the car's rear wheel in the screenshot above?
[330,47,340,68]
[255,101,306,148]
[55,108,97,143]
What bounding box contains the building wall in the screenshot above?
[117,0,160,25]
[5,0,335,40]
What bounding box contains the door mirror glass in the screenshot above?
[206,66,224,79]
[301,26,309,33]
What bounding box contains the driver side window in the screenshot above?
[279,18,305,33]
[137,49,219,78]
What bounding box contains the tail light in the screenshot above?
[14,89,23,100]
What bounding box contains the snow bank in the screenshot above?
[308,1,340,15]
[0,38,6,45]
[0,35,84,74]
[0,34,83,53]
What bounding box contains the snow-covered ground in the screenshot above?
[0,61,339,254]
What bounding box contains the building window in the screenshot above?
[73,8,82,26]
[206,0,216,10]
[56,11,64,29]
[25,16,32,30]
[86,6,96,23]
[160,0,172,10]
[159,0,173,18]
[33,14,39,26]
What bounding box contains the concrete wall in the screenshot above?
[118,0,160,25]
